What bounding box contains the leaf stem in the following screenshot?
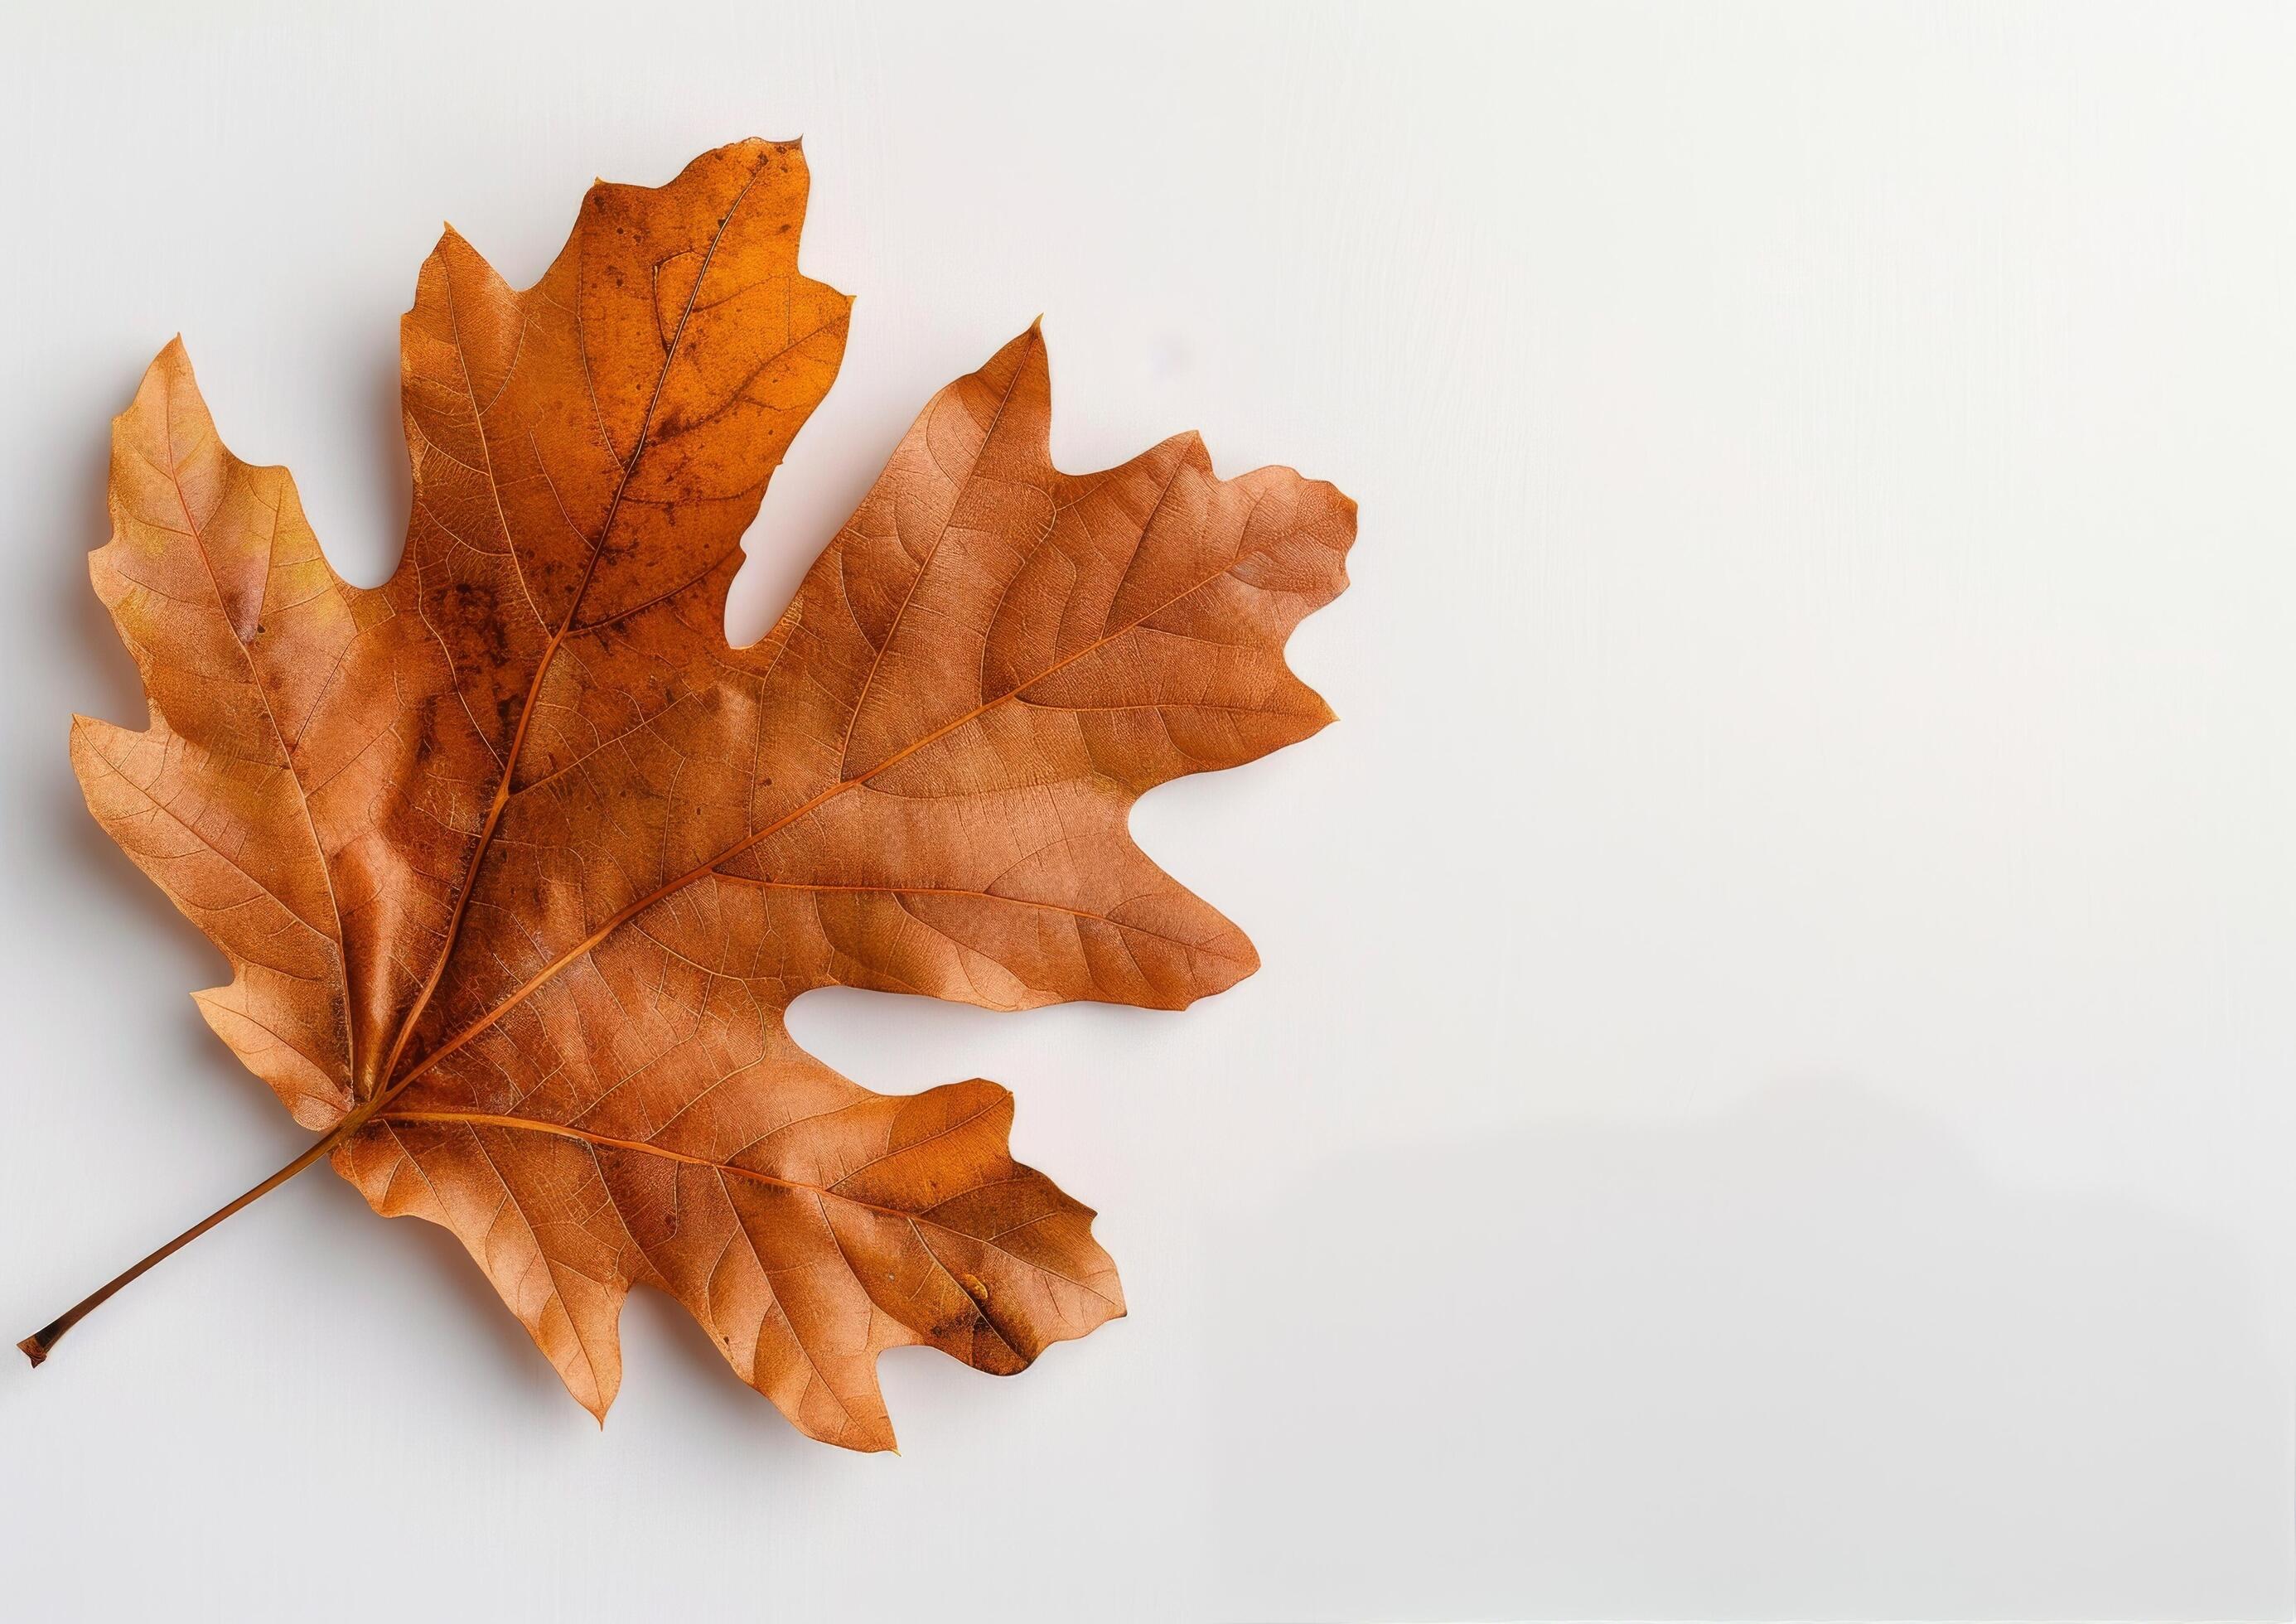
[17,1093,390,1367]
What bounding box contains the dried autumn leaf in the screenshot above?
[27,139,1354,1450]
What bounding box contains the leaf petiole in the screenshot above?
[17,1087,398,1365]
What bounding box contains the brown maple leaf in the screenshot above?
[22,138,1353,1450]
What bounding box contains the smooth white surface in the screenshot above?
[3,2,2292,1618]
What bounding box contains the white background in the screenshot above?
[2,2,2291,1619]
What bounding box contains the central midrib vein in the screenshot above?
[362,152,776,1104]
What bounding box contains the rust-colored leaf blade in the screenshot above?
[46,141,1351,1452]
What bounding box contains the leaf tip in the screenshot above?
[136,336,195,404]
